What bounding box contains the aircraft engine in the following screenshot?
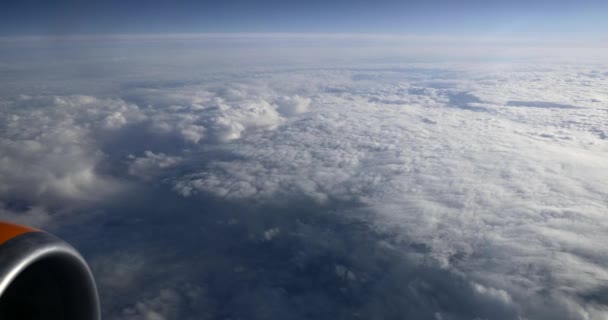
[0,221,100,320]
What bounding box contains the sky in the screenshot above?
[1,1,608,320]
[1,0,607,36]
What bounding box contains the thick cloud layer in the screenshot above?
[168,67,608,318]
[1,36,608,319]
[0,84,310,223]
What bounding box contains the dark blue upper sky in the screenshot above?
[0,0,606,36]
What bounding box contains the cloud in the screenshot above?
[2,37,608,319]
[168,66,608,318]
[90,251,148,301]
[0,84,311,223]
[275,95,311,116]
[128,151,183,181]
[122,84,307,143]
[0,202,50,228]
[119,288,182,320]
[0,95,131,214]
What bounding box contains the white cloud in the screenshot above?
[473,283,512,305]
[275,95,311,116]
[179,125,206,144]
[128,151,183,180]
[0,95,149,226]
[0,95,128,204]
[124,85,306,143]
[169,65,608,318]
[0,85,312,225]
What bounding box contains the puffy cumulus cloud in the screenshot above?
[172,112,367,202]
[0,129,119,201]
[0,84,310,227]
[208,97,283,141]
[127,84,305,142]
[128,151,183,181]
[275,95,311,116]
[0,95,133,223]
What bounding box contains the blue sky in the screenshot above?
[1,0,606,36]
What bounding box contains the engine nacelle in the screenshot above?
[0,221,100,320]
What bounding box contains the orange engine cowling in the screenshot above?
[0,221,100,320]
